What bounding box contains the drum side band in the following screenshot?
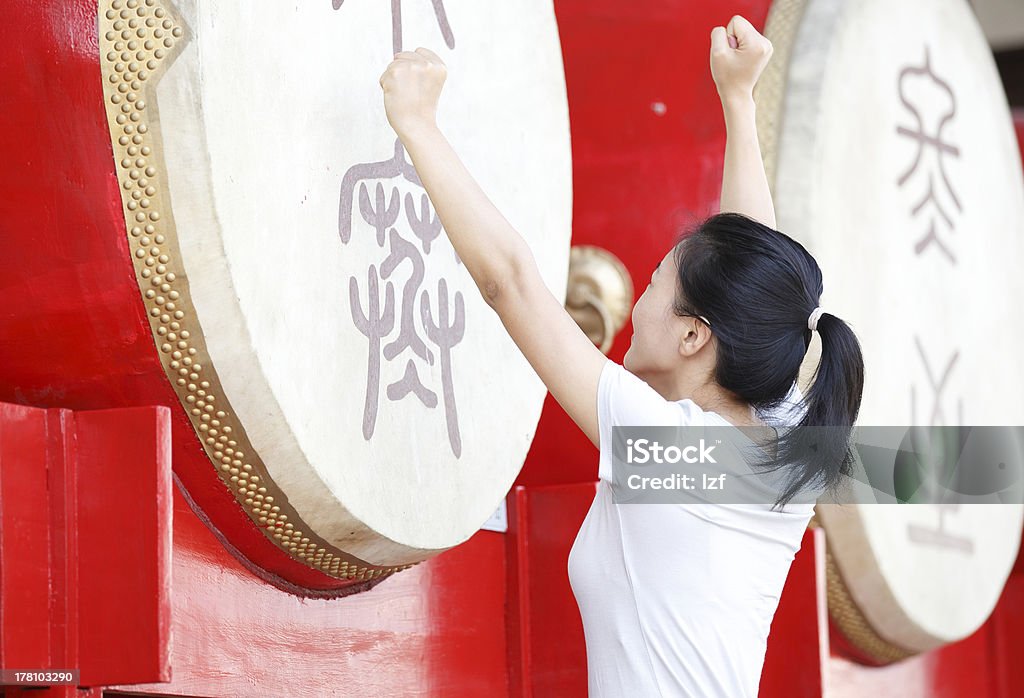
[808,514,916,663]
[759,0,918,664]
[97,0,416,584]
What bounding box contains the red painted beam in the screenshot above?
[3,404,509,696]
[506,482,598,697]
[760,526,828,697]
[0,405,53,673]
[102,504,508,697]
[75,407,172,685]
[0,401,172,690]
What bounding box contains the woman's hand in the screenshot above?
[710,15,774,103]
[379,47,447,140]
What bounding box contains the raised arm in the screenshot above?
[378,48,607,448]
[710,16,777,229]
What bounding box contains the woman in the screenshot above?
[379,14,864,697]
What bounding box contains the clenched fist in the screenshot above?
[379,47,447,139]
[710,15,774,102]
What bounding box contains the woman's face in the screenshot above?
[623,246,691,375]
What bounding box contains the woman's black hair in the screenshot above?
[671,211,865,511]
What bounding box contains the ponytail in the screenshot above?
[753,311,866,511]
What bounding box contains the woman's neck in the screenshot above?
[644,368,763,427]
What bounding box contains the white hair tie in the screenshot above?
[807,306,825,332]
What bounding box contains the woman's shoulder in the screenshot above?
[601,360,712,427]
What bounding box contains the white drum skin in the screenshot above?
[101,0,572,572]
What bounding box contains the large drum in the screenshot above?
[0,0,571,594]
[759,0,1024,661]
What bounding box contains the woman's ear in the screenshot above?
[677,319,712,358]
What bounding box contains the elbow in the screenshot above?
[482,277,503,307]
[482,248,532,310]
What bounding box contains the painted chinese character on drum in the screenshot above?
[895,45,966,430]
[332,0,455,53]
[336,0,465,455]
[896,44,962,265]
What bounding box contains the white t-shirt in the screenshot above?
[567,359,820,697]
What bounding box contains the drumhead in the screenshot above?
[100,0,572,573]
